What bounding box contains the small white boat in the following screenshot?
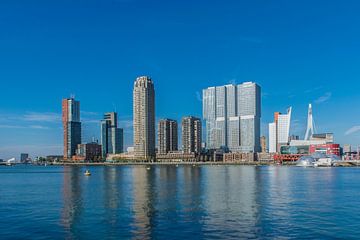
[84,170,91,176]
[314,158,332,167]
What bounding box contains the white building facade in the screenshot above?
[268,107,292,153]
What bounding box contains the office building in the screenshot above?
[203,82,261,152]
[101,112,124,158]
[158,119,178,154]
[133,76,156,160]
[268,107,292,153]
[20,153,29,163]
[62,97,81,160]
[75,142,102,161]
[182,116,202,154]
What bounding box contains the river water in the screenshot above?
[0,165,359,239]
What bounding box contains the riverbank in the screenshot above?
[50,161,294,166]
[5,161,359,167]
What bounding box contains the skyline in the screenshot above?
[0,78,355,159]
[1,1,360,159]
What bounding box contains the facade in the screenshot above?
[203,82,261,153]
[290,135,300,141]
[278,131,339,162]
[182,116,202,154]
[309,144,340,156]
[75,142,102,161]
[158,119,178,154]
[343,144,352,154]
[311,133,334,143]
[260,136,267,153]
[268,122,276,153]
[223,152,256,162]
[62,97,81,160]
[290,133,334,147]
[133,76,156,160]
[20,153,29,163]
[101,112,124,158]
[268,107,292,153]
[156,151,197,162]
[279,143,340,161]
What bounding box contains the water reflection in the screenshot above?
[54,165,360,239]
[201,166,260,238]
[131,167,155,239]
[61,166,83,239]
[102,166,133,238]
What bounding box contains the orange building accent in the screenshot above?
[62,99,69,160]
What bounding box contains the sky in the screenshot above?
[1,0,360,159]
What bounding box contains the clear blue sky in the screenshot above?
[1,0,360,159]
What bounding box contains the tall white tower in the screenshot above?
[304,104,315,140]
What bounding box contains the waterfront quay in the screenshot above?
[46,159,360,167]
[53,160,281,166]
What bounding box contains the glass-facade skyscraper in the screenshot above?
[101,112,124,158]
[62,97,81,160]
[203,82,261,153]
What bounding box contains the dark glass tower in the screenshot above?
[101,112,124,158]
[62,97,81,160]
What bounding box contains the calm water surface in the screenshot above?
[0,165,360,239]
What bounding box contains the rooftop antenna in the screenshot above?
[304,103,315,140]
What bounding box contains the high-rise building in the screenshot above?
[268,122,277,153]
[203,82,261,152]
[182,116,202,154]
[268,107,292,153]
[20,153,29,163]
[133,76,156,160]
[158,119,178,154]
[101,112,124,158]
[62,97,81,160]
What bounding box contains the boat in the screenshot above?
[296,156,315,167]
[84,170,91,176]
[146,167,151,170]
[314,154,341,167]
[296,153,341,167]
[314,158,332,167]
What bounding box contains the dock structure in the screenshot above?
[333,160,360,167]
